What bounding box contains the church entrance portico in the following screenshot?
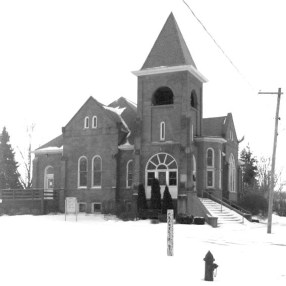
[145,152,178,199]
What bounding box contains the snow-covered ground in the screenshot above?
[0,213,285,286]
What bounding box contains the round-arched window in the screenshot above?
[146,153,177,187]
[152,87,174,105]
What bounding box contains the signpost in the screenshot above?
[167,209,174,256]
[65,197,78,221]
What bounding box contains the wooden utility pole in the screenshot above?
[258,88,282,233]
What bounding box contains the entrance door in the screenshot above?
[44,167,54,200]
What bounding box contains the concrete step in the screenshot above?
[200,198,248,225]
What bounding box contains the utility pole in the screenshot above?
[258,88,282,233]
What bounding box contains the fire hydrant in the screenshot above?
[204,251,218,281]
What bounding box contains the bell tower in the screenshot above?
[132,13,207,210]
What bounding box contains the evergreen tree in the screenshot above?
[0,127,22,189]
[137,183,148,210]
[240,145,258,192]
[150,178,161,210]
[162,185,173,214]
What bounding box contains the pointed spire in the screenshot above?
[141,12,196,70]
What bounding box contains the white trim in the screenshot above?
[84,116,89,129]
[92,116,97,128]
[78,156,88,188]
[91,155,102,188]
[132,65,208,83]
[195,137,227,143]
[160,121,166,141]
[126,160,133,188]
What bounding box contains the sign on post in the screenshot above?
[167,209,174,256]
[65,197,78,221]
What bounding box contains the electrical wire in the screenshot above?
[182,0,256,90]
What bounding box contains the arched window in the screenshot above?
[152,87,174,105]
[126,160,133,188]
[160,121,166,141]
[84,116,89,129]
[206,148,215,188]
[92,116,97,128]
[92,156,102,188]
[44,166,54,190]
[229,154,236,192]
[191,90,198,109]
[207,148,214,167]
[78,157,88,188]
[145,153,178,198]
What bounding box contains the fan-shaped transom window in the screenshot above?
[152,87,174,105]
[146,153,177,187]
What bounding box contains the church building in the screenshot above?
[32,13,241,215]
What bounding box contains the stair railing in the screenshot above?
[203,190,252,222]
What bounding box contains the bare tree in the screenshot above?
[17,124,35,189]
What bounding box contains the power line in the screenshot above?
[182,0,255,90]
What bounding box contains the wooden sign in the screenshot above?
[167,209,174,256]
[65,197,78,221]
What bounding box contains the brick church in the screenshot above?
[32,13,241,215]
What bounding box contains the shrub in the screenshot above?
[239,192,268,216]
[162,186,173,214]
[137,183,148,211]
[150,178,161,210]
[193,217,205,225]
[176,214,193,224]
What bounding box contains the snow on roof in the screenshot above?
[104,105,131,138]
[33,146,63,155]
[118,140,134,150]
[103,106,126,116]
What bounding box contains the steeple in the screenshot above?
[141,12,197,70]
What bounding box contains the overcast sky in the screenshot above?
[0,0,285,183]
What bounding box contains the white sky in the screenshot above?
[0,0,285,183]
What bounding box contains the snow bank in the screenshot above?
[0,214,285,286]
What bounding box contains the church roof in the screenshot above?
[36,134,63,150]
[202,116,226,137]
[141,12,197,70]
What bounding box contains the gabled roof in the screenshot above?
[36,134,63,150]
[141,12,197,70]
[202,113,237,141]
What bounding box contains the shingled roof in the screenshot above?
[202,116,226,137]
[141,12,197,70]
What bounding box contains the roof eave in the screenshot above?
[132,65,208,83]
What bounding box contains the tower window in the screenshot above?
[152,87,174,105]
[160,121,166,141]
[191,90,198,109]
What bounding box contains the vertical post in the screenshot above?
[167,209,174,256]
[267,88,282,233]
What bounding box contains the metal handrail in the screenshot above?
[204,190,252,220]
